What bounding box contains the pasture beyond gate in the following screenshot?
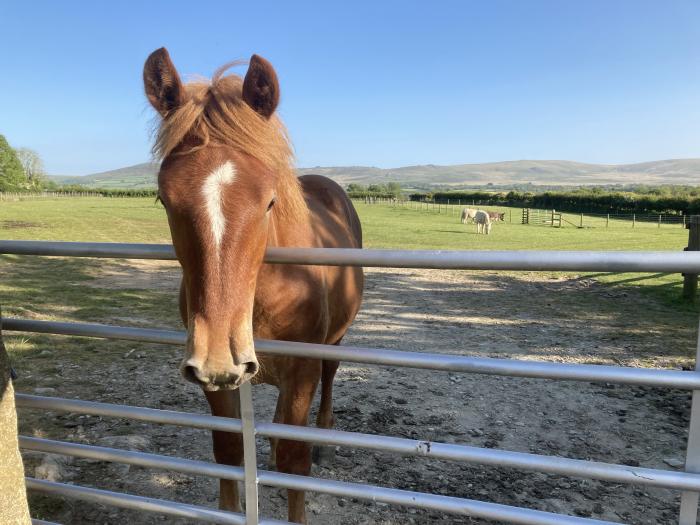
[359,198,692,230]
[3,240,700,524]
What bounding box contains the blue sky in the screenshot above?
[1,1,699,175]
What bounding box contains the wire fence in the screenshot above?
[354,198,691,229]
[0,192,106,201]
[2,240,700,525]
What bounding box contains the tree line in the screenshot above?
[346,182,403,198]
[49,186,158,197]
[0,134,49,191]
[420,189,700,215]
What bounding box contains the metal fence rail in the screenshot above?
[4,239,700,272]
[19,436,616,525]
[2,240,700,525]
[26,478,252,525]
[15,393,700,494]
[6,318,700,389]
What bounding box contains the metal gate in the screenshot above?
[521,208,562,227]
[2,240,700,525]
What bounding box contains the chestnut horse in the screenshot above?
[143,48,364,523]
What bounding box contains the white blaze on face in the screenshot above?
[202,161,237,249]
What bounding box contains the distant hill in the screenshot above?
[53,162,160,189]
[51,159,700,189]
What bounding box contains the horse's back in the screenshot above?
[475,210,490,223]
[300,174,362,249]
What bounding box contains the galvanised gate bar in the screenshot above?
[2,240,700,525]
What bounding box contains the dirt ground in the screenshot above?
[13,262,700,524]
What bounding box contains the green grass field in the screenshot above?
[0,196,695,311]
[0,197,171,243]
[356,201,695,310]
[355,201,689,251]
[0,197,689,248]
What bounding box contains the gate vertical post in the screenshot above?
[683,216,700,302]
[679,316,700,524]
[239,381,259,525]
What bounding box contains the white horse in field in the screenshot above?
[474,210,492,234]
[460,207,477,224]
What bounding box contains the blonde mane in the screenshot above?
[153,62,308,222]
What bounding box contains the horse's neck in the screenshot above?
[255,205,326,340]
[266,207,314,249]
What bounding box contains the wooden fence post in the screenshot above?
[606,214,609,228]
[683,216,700,302]
[632,214,636,228]
[580,213,583,228]
[659,214,662,228]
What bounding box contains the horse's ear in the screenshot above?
[242,54,280,119]
[143,47,185,117]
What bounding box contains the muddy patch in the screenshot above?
[84,259,181,292]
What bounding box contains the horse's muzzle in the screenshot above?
[181,359,259,391]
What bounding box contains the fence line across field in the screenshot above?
[2,240,700,524]
[0,191,107,200]
[356,197,692,228]
[0,191,156,200]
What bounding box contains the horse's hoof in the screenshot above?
[312,445,336,466]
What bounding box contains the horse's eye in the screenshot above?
[267,198,276,211]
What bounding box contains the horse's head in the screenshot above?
[143,47,305,390]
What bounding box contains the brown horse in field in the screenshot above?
[143,48,364,523]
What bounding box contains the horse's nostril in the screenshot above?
[182,365,201,384]
[245,361,259,376]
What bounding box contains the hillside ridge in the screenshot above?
[51,158,700,188]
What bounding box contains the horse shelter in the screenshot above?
[2,239,700,525]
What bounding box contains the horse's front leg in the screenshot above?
[269,394,284,469]
[313,358,340,466]
[205,389,243,513]
[276,360,321,524]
